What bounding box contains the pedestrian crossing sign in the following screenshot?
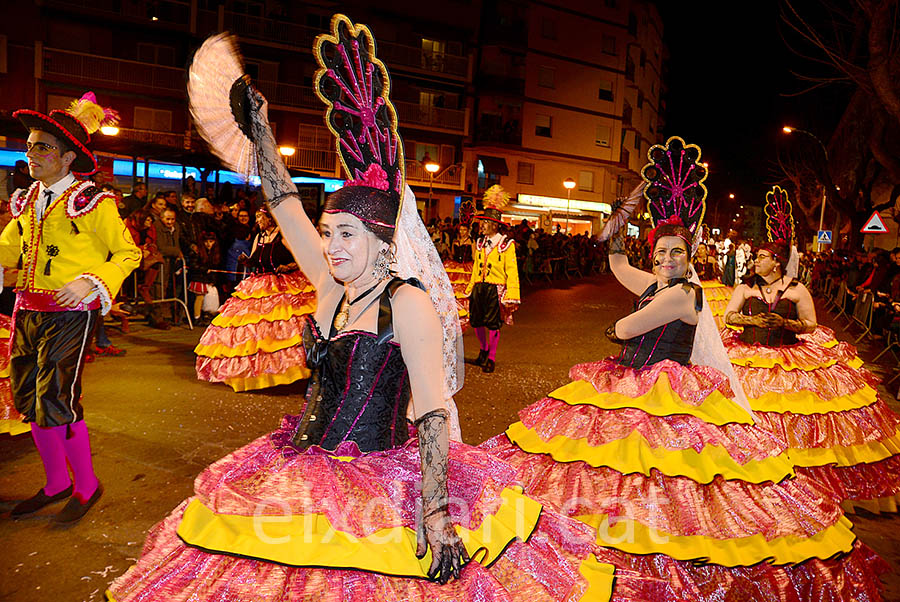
[817,230,832,244]
[861,211,889,234]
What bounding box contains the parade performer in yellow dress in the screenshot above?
[106,20,643,601]
[723,186,900,513]
[194,207,315,392]
[482,136,887,601]
[2,93,141,522]
[443,220,475,330]
[465,185,519,373]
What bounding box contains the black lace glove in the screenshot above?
[246,86,298,210]
[414,409,469,584]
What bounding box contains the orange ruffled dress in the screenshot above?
[194,270,316,392]
[0,314,26,436]
[724,292,900,513]
[444,259,473,331]
[482,280,887,602]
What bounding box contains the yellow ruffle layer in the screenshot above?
[551,376,752,426]
[195,334,304,359]
[749,384,879,414]
[841,494,900,515]
[213,303,315,328]
[506,422,794,484]
[0,365,8,378]
[233,282,315,300]
[731,355,837,371]
[787,428,900,468]
[225,365,310,392]
[579,558,615,601]
[0,418,29,436]
[577,513,856,567]
[177,487,542,578]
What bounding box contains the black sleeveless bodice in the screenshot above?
[738,285,799,346]
[250,231,294,274]
[290,278,421,452]
[617,279,701,369]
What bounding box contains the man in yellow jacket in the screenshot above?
[464,207,520,373]
[4,93,140,523]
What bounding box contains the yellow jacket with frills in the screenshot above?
[0,180,141,314]
[464,235,520,302]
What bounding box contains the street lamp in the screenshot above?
[782,125,829,250]
[563,178,576,234]
[424,160,440,220]
[100,126,119,136]
[729,193,735,199]
[278,146,296,157]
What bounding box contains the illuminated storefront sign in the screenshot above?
[0,149,343,191]
[516,193,612,214]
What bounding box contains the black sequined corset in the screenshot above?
[291,278,422,453]
[738,296,799,346]
[617,279,700,368]
[249,232,294,275]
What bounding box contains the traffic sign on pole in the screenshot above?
[861,211,889,234]
[817,230,832,244]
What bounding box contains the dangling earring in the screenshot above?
[373,247,391,280]
[686,268,694,279]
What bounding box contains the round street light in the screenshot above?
[424,161,440,174]
[729,193,735,199]
[782,126,793,134]
[100,126,119,136]
[278,146,296,157]
[563,178,576,234]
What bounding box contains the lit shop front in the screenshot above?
[501,193,612,235]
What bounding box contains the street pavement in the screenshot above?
[1,274,898,601]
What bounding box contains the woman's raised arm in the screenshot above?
[249,88,334,292]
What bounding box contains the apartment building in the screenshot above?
[469,0,666,234]
[0,0,476,215]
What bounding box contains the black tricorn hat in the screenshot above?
[474,207,504,224]
[14,92,118,176]
[14,109,97,175]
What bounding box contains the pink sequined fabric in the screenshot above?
[724,329,900,505]
[0,314,21,428]
[108,416,640,602]
[194,271,314,388]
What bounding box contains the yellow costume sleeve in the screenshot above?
[502,243,520,302]
[0,217,22,271]
[77,197,141,313]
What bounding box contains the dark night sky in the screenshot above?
[655,1,852,213]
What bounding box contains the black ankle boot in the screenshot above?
[474,349,488,366]
[482,359,495,373]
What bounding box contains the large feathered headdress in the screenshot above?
[640,136,708,251]
[760,185,798,275]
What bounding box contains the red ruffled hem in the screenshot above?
[799,455,900,503]
[569,359,734,408]
[482,434,841,542]
[195,346,308,382]
[196,315,307,356]
[723,329,859,370]
[753,400,900,450]
[522,396,783,464]
[596,540,887,602]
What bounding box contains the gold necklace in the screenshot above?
[332,279,384,332]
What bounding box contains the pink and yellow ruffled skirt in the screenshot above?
[481,358,888,601]
[701,280,732,329]
[725,327,900,513]
[444,260,473,331]
[0,314,26,436]
[195,272,315,392]
[106,415,644,602]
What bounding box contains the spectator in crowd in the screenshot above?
[187,232,221,325]
[121,181,148,218]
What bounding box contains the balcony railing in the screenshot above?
[45,0,191,28]
[393,101,467,133]
[379,41,468,78]
[256,80,319,110]
[284,124,338,173]
[200,10,468,79]
[42,47,184,93]
[117,127,187,149]
[405,160,464,188]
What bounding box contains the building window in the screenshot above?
[541,19,556,40]
[134,107,172,132]
[535,114,552,137]
[640,49,647,68]
[634,132,641,151]
[137,43,175,66]
[517,161,534,184]
[538,66,555,89]
[637,91,644,109]
[598,80,614,102]
[595,124,611,147]
[601,35,616,56]
[578,170,594,192]
[628,12,638,36]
